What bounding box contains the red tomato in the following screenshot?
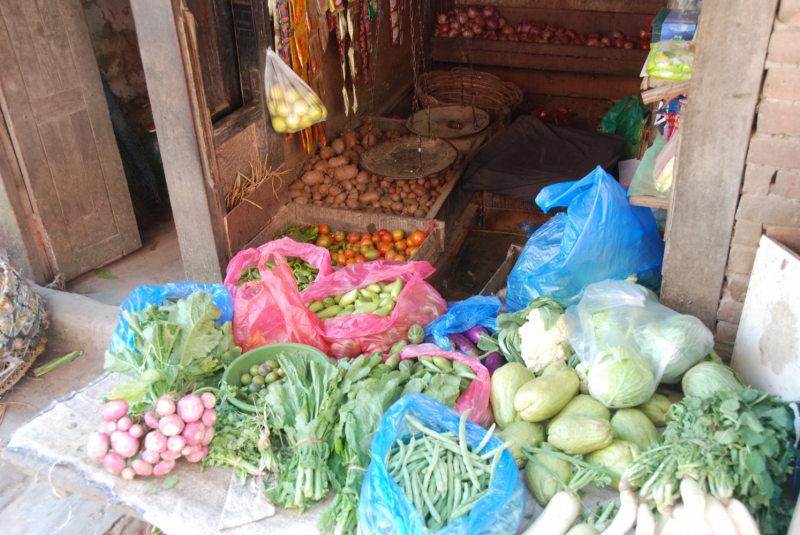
[360,238,374,248]
[378,228,389,236]
[385,250,398,260]
[346,258,356,265]
[319,224,330,235]
[317,235,332,248]
[408,246,419,257]
[378,242,394,255]
[395,241,407,252]
[392,229,405,242]
[395,254,406,262]
[347,232,360,244]
[333,230,345,243]
[344,249,356,259]
[406,238,414,248]
[381,233,393,244]
[355,255,367,263]
[371,234,381,244]
[361,232,372,241]
[336,253,347,266]
[410,231,427,246]
[351,244,362,255]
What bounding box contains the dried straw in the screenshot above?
[225,155,285,212]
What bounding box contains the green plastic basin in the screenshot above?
[221,343,328,412]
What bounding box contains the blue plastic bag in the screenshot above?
[424,296,501,351]
[358,393,525,535]
[109,283,234,353]
[506,166,665,312]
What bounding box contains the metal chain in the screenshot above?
[370,0,383,113]
[408,0,423,171]
[416,0,433,142]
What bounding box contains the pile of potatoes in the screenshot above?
[289,124,463,217]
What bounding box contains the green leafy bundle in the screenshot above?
[104,292,241,410]
[622,387,798,534]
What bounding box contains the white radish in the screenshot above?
[144,430,168,453]
[177,394,204,423]
[128,424,145,439]
[201,425,215,446]
[182,444,202,457]
[654,511,670,535]
[182,421,206,446]
[116,416,133,432]
[167,435,186,453]
[201,408,217,427]
[185,446,208,463]
[680,478,706,525]
[155,397,176,417]
[121,467,136,480]
[141,449,161,464]
[704,496,738,535]
[143,411,160,428]
[521,491,582,535]
[87,432,110,461]
[725,499,760,535]
[601,490,637,535]
[158,414,185,437]
[103,452,126,475]
[160,450,182,461]
[101,420,117,435]
[110,430,139,458]
[200,392,216,409]
[101,400,129,421]
[657,516,682,535]
[635,504,655,535]
[566,525,599,535]
[131,459,153,476]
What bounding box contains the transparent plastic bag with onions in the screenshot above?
[86,392,218,480]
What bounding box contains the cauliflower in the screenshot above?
[518,310,569,373]
[576,362,590,394]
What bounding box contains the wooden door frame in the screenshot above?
[660,0,778,328]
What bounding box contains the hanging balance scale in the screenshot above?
[359,0,459,180]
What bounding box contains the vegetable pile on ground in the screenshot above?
[236,256,319,291]
[308,277,406,319]
[291,124,463,217]
[434,5,652,48]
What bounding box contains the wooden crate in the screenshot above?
[480,243,522,297]
[246,203,446,266]
[481,192,553,234]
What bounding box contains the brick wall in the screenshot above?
[715,0,800,358]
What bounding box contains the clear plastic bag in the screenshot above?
[565,280,714,407]
[423,295,501,351]
[646,40,694,81]
[109,283,233,353]
[506,166,665,312]
[265,48,327,133]
[399,343,492,426]
[357,393,525,535]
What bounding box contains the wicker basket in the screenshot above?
[0,255,48,395]
[417,68,524,116]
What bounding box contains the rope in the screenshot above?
[292,437,324,449]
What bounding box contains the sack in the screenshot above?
[223,237,334,298]
[399,343,492,426]
[358,393,525,535]
[109,283,233,353]
[601,96,649,160]
[565,280,713,407]
[232,257,447,356]
[506,166,665,312]
[265,48,328,133]
[423,295,501,351]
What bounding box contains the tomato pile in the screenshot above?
[317,225,429,267]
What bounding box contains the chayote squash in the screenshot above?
[523,444,571,507]
[549,394,611,427]
[585,441,641,490]
[491,363,536,429]
[514,365,579,423]
[407,324,425,345]
[636,393,673,427]
[498,421,546,468]
[610,408,658,452]
[547,413,613,455]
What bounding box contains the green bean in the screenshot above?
[423,443,439,490]
[474,423,496,454]
[458,410,481,489]
[479,441,513,461]
[418,471,442,527]
[402,462,413,498]
[489,444,505,486]
[411,468,424,518]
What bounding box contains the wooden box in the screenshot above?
[246,203,446,266]
[480,243,522,297]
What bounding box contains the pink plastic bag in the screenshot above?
[300,261,447,356]
[223,237,334,298]
[232,253,330,353]
[399,343,492,426]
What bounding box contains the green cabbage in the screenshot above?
[635,315,713,383]
[682,362,745,398]
[588,346,655,408]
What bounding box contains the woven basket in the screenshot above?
[417,68,524,115]
[0,255,48,395]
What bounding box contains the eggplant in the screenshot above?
[462,325,489,345]
[449,333,480,357]
[484,352,506,376]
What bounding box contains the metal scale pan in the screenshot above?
[406,106,490,139]
[359,137,458,180]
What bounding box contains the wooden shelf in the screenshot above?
[629,195,670,209]
[431,38,649,77]
[641,80,691,104]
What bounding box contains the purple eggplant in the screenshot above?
[462,326,489,345]
[449,333,480,357]
[483,352,506,376]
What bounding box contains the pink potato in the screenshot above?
[143,411,160,429]
[167,435,187,453]
[158,414,185,437]
[131,459,153,477]
[201,425,215,446]
[160,450,182,461]
[200,392,216,409]
[152,459,175,477]
[110,431,139,459]
[141,450,161,464]
[121,467,136,480]
[155,397,176,417]
[144,430,168,453]
[87,432,110,461]
[116,416,133,432]
[182,444,202,457]
[177,394,204,423]
[100,400,129,421]
[101,420,117,435]
[185,446,209,464]
[128,424,145,439]
[201,408,217,427]
[182,421,206,446]
[103,452,126,475]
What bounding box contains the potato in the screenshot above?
[379,196,393,208]
[341,131,358,148]
[289,179,304,190]
[430,177,440,188]
[290,189,304,199]
[413,186,427,197]
[314,160,329,172]
[310,155,320,163]
[333,165,358,181]
[328,156,349,168]
[354,145,366,155]
[370,127,383,139]
[342,149,360,167]
[341,180,354,191]
[319,146,336,160]
[366,183,377,192]
[331,138,346,154]
[356,183,367,192]
[301,190,312,198]
[301,170,324,185]
[346,198,360,210]
[328,185,343,196]
[362,134,377,148]
[408,192,417,200]
[420,193,431,202]
[356,171,370,184]
[359,191,379,204]
[391,201,404,212]
[446,170,455,181]
[365,206,376,212]
[313,200,323,206]
[302,161,312,171]
[391,193,400,202]
[372,201,381,208]
[414,208,427,218]
[417,178,426,186]
[303,185,311,192]
[318,183,330,195]
[323,176,332,184]
[402,184,411,192]
[312,191,323,201]
[294,196,308,204]
[380,179,391,188]
[334,193,347,204]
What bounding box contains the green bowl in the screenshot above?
[221,343,328,412]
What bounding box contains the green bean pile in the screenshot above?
[385,410,510,531]
[236,257,319,291]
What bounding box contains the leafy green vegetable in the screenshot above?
[681,361,745,398]
[103,292,241,410]
[161,475,179,489]
[94,269,118,280]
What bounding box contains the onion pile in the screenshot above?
[433,5,652,49]
[291,125,464,217]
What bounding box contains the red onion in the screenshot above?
[462,29,475,38]
[450,20,461,31]
[529,26,541,36]
[609,30,623,40]
[541,30,553,40]
[486,31,497,40]
[565,29,576,39]
[573,36,585,46]
[437,13,448,25]
[638,40,650,49]
[557,26,565,33]
[545,24,556,32]
[519,33,530,41]
[448,28,459,38]
[498,16,507,29]
[586,37,599,47]
[640,29,652,41]
[509,34,519,41]
[559,34,571,44]
[614,39,624,48]
[536,36,549,43]
[467,6,479,19]
[601,36,612,46]
[482,5,495,18]
[473,14,484,26]
[501,25,515,35]
[485,17,499,31]
[531,21,544,30]
[498,34,508,40]
[438,23,450,33]
[623,40,635,49]
[518,23,532,34]
[457,12,469,25]
[588,33,601,40]
[472,24,484,36]
[448,9,455,16]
